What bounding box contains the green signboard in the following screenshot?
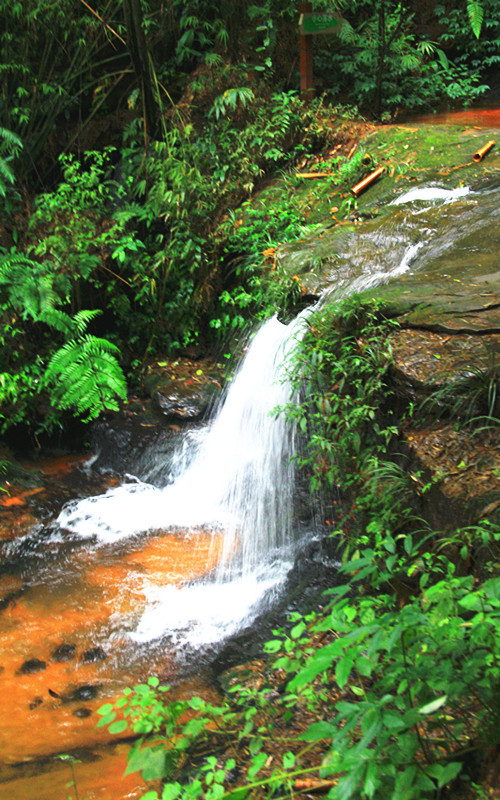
[299,12,341,35]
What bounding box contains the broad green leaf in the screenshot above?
[335,653,354,689]
[426,761,462,788]
[247,751,267,780]
[108,719,128,734]
[418,695,447,715]
[300,721,336,741]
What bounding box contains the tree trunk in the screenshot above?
[374,0,386,118]
[123,0,157,139]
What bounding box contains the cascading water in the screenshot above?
[55,182,478,650]
[57,312,309,646]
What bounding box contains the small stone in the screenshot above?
[70,684,102,702]
[82,646,107,664]
[29,697,43,710]
[72,707,92,718]
[18,658,47,674]
[52,643,76,662]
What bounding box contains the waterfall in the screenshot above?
[57,313,309,647]
[56,182,474,648]
[58,315,305,561]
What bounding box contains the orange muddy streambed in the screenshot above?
[406,105,500,128]
[0,453,224,800]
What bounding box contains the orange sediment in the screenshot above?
[0,528,226,762]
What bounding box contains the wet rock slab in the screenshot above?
[403,423,500,526]
[389,329,500,403]
[373,270,500,334]
[143,355,225,422]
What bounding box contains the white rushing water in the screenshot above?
[58,313,307,645]
[390,184,470,205]
[59,315,303,562]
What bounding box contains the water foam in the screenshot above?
[391,185,470,205]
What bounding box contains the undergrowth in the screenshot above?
[0,91,341,435]
[99,297,500,800]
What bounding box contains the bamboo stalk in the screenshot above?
[351,166,385,196]
[296,172,332,178]
[473,140,495,162]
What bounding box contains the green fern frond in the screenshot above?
[467,1,484,38]
[44,333,127,421]
[0,127,22,152]
[0,159,15,194]
[73,308,102,335]
[0,253,38,274]
[0,253,61,318]
[0,127,22,196]
[44,341,80,379]
[80,333,121,357]
[37,308,75,336]
[338,19,356,45]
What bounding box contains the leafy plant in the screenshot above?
[285,569,500,800]
[311,0,492,115]
[0,248,127,431]
[42,309,127,422]
[282,297,399,497]
[101,524,499,800]
[0,125,22,199]
[421,349,499,423]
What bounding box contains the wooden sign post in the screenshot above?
[299,3,342,99]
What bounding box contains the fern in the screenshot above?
[43,322,127,422]
[72,309,103,335]
[0,126,22,197]
[0,253,61,318]
[37,308,75,336]
[467,0,484,39]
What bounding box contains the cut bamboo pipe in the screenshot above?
[473,140,495,162]
[351,166,384,197]
[296,172,332,178]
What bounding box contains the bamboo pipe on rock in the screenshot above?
[351,166,384,197]
[473,140,495,162]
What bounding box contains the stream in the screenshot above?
[0,155,499,799]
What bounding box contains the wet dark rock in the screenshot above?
[82,646,107,664]
[370,272,500,335]
[143,356,224,423]
[69,684,102,702]
[52,643,77,662]
[89,415,176,478]
[72,707,92,718]
[218,660,268,697]
[18,658,47,674]
[0,589,23,612]
[152,383,220,422]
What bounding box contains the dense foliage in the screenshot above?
[312,0,499,117]
[0,0,497,435]
[99,297,499,800]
